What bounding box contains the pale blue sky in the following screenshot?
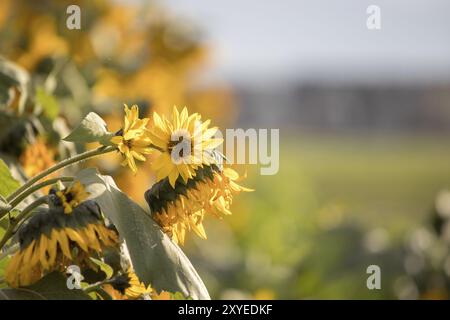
[164,0,450,84]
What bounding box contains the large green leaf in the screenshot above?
[0,288,45,300]
[64,112,113,145]
[76,168,210,300]
[0,272,91,300]
[0,159,20,198]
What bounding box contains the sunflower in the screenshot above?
[145,163,252,245]
[102,268,152,300]
[148,106,223,187]
[52,181,90,214]
[110,104,153,174]
[5,199,118,287]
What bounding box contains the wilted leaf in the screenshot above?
[0,57,29,88]
[0,288,45,300]
[0,83,11,106]
[36,87,59,120]
[90,257,113,279]
[76,168,210,300]
[0,159,20,198]
[64,112,113,145]
[0,57,30,113]
[26,272,91,300]
[0,272,91,300]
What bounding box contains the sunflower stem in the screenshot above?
[0,196,49,251]
[83,278,114,294]
[5,146,116,203]
[7,176,74,211]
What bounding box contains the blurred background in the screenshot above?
[1,0,450,299]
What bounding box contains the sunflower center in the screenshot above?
[65,192,74,203]
[124,139,133,148]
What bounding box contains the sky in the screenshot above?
[164,0,450,84]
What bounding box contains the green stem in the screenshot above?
[8,176,74,209]
[0,243,19,261]
[6,146,116,203]
[0,196,48,250]
[83,279,114,294]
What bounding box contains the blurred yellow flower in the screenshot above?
[148,106,223,187]
[111,104,153,174]
[19,136,56,174]
[151,291,172,300]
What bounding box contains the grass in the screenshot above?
[190,133,450,298]
[281,133,450,234]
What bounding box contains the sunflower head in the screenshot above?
[51,181,90,214]
[148,106,223,187]
[110,104,153,174]
[145,163,251,245]
[5,200,119,288]
[103,268,152,300]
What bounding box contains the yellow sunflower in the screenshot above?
[102,268,152,300]
[54,181,90,214]
[145,164,252,245]
[148,106,223,187]
[110,104,153,174]
[5,200,119,288]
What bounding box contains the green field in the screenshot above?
[287,134,450,234]
[190,133,450,299]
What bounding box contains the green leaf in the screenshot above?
[0,288,45,300]
[89,257,113,279]
[36,87,59,120]
[76,168,210,300]
[0,159,20,198]
[0,253,10,281]
[64,112,113,145]
[0,195,11,212]
[0,272,92,300]
[171,291,192,300]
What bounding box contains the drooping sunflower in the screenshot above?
[53,181,90,214]
[110,104,153,174]
[145,162,252,245]
[5,184,119,288]
[102,268,152,300]
[148,106,223,187]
